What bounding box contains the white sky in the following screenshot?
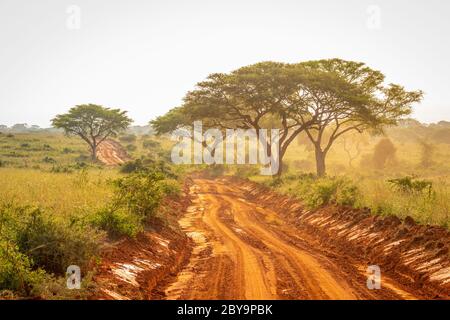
[0,0,449,127]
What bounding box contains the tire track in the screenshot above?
[163,178,419,300]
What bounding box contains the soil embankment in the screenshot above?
[233,177,450,299]
[92,183,193,300]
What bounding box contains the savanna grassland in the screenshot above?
[1,120,450,299]
[0,130,183,298]
[246,121,450,228]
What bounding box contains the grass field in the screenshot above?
[0,131,183,298]
[0,168,117,218]
[0,131,92,170]
[246,128,450,228]
[1,129,449,229]
[0,125,449,298]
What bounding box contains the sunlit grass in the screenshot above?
[358,178,450,228]
[246,135,450,229]
[0,168,119,219]
[0,132,90,169]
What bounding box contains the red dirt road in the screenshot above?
[163,178,424,300]
[96,140,131,166]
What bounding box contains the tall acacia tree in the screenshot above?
[152,62,317,175]
[151,106,225,158]
[293,59,423,176]
[152,59,422,176]
[52,104,132,161]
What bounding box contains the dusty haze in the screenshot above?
[0,0,449,126]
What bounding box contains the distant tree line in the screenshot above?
[0,123,43,132]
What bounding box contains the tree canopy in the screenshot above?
[152,62,316,175]
[152,59,423,176]
[294,59,423,175]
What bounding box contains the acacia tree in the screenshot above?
[294,59,423,176]
[52,104,132,161]
[152,59,422,177]
[151,106,225,158]
[341,133,368,168]
[152,62,317,175]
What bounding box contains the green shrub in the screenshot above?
[62,147,74,154]
[90,207,143,239]
[303,179,339,208]
[264,177,284,188]
[119,134,137,143]
[150,160,178,178]
[372,202,395,216]
[142,139,161,149]
[113,171,167,218]
[126,144,137,152]
[75,154,90,162]
[296,176,360,209]
[335,181,360,206]
[92,170,181,238]
[51,165,73,173]
[73,162,88,170]
[388,175,433,196]
[3,205,102,275]
[120,158,177,178]
[0,240,47,295]
[159,179,181,197]
[51,163,88,174]
[120,159,145,173]
[42,156,56,164]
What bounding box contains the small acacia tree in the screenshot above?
[418,139,435,168]
[52,104,132,161]
[373,138,397,169]
[341,133,368,168]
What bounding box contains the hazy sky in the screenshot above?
[1,0,449,127]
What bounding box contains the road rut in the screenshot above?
[163,178,417,300]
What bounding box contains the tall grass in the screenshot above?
[0,158,183,297]
[0,168,117,218]
[248,173,450,229]
[0,132,91,170]
[359,178,450,228]
[0,168,117,297]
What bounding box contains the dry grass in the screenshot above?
[248,131,450,229]
[0,168,118,219]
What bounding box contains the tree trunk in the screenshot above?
[275,161,283,177]
[274,146,287,177]
[91,144,97,161]
[315,147,326,177]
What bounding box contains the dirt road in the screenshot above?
[163,178,419,300]
[96,140,130,166]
